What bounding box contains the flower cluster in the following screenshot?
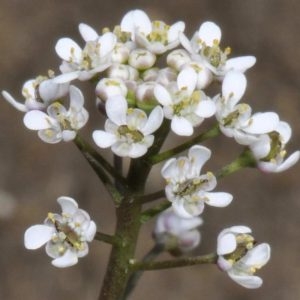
[3,8,299,292]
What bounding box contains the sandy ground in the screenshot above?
[0,1,300,299]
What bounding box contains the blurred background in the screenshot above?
[0,0,300,299]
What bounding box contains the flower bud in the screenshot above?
[135,82,159,111]
[96,78,127,102]
[128,49,156,70]
[111,42,130,63]
[107,64,139,81]
[167,49,191,71]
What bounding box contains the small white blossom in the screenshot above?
[120,9,185,54]
[154,67,216,136]
[93,95,164,158]
[161,145,233,218]
[217,226,271,289]
[23,85,88,143]
[54,25,117,83]
[24,196,96,268]
[2,76,69,112]
[180,21,256,80]
[154,207,202,255]
[216,71,279,145]
[249,121,300,172]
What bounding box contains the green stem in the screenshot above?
[131,252,218,271]
[147,123,220,165]
[95,232,120,246]
[216,147,257,179]
[140,201,171,224]
[122,244,164,300]
[74,135,128,189]
[136,189,165,204]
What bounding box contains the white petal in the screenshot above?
[205,192,233,207]
[177,67,197,94]
[168,21,185,43]
[217,232,237,255]
[98,32,117,57]
[222,71,247,105]
[245,112,279,134]
[154,85,172,106]
[69,85,84,110]
[53,72,80,84]
[51,249,78,268]
[224,56,256,73]
[121,10,151,37]
[195,100,216,118]
[228,272,263,289]
[276,121,292,143]
[188,145,211,174]
[128,143,148,158]
[179,32,194,54]
[229,225,252,234]
[171,116,194,136]
[2,91,27,112]
[57,196,78,215]
[242,243,271,266]
[142,106,164,135]
[106,95,127,125]
[85,221,97,242]
[198,21,221,46]
[250,135,271,159]
[79,23,98,42]
[23,111,52,130]
[62,130,76,142]
[24,225,54,249]
[55,38,82,63]
[273,151,300,173]
[92,130,117,148]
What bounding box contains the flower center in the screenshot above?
[147,21,170,44]
[117,125,144,142]
[175,177,209,197]
[201,41,231,68]
[224,233,255,263]
[173,91,201,116]
[261,131,284,162]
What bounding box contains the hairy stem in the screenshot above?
[131,252,218,271]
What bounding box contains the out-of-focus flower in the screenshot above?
[153,207,202,255]
[249,121,300,172]
[154,67,216,136]
[24,196,96,268]
[23,85,88,143]
[215,71,279,145]
[217,226,271,289]
[2,76,69,112]
[120,9,185,54]
[161,145,233,218]
[54,24,116,83]
[93,95,163,158]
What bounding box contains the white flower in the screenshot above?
[120,9,185,54]
[2,76,69,112]
[23,85,88,143]
[161,145,233,218]
[54,25,117,83]
[154,67,216,136]
[180,21,256,80]
[249,121,300,172]
[24,196,96,268]
[93,95,164,158]
[216,71,279,145]
[154,207,202,255]
[128,48,156,70]
[217,226,271,289]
